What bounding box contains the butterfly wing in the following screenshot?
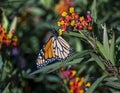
[36,36,73,69]
[54,36,73,61]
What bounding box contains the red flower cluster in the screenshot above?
[61,69,91,93]
[0,24,18,46]
[57,7,93,33]
[69,77,91,93]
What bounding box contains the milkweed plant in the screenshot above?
[0,0,120,93]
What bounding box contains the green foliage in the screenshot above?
[86,74,108,93]
[0,0,120,93]
[9,16,17,34]
[2,11,9,31]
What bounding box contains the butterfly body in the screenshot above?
[36,34,73,69]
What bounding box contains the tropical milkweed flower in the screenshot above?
[61,70,77,79]
[57,7,93,32]
[69,7,74,13]
[58,29,63,36]
[61,70,91,93]
[0,24,18,47]
[62,12,68,17]
[69,77,91,93]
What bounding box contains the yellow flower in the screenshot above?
[13,36,18,42]
[60,20,65,25]
[58,29,63,35]
[78,77,85,86]
[62,12,67,17]
[80,16,85,21]
[57,21,61,26]
[69,80,74,85]
[70,89,74,93]
[69,7,74,13]
[70,20,75,26]
[86,82,91,87]
[7,34,12,39]
[71,70,77,76]
[75,77,80,82]
[0,36,3,42]
[80,90,84,93]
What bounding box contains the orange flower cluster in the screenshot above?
[0,24,18,46]
[57,7,93,33]
[70,77,91,93]
[55,0,74,14]
[61,70,91,93]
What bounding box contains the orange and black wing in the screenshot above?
[36,36,73,69]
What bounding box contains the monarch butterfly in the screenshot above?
[36,31,73,69]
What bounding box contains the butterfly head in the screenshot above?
[52,29,59,37]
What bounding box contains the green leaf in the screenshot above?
[30,50,91,75]
[90,53,106,70]
[86,74,108,93]
[0,56,3,70]
[0,69,7,81]
[46,75,61,82]
[67,31,85,39]
[109,88,120,93]
[74,38,83,52]
[91,0,97,23]
[30,62,61,75]
[77,65,86,76]
[2,83,10,93]
[9,16,17,35]
[103,77,118,82]
[47,58,84,73]
[2,11,9,31]
[27,7,45,16]
[96,41,107,59]
[112,91,120,93]
[42,50,90,73]
[109,33,115,65]
[104,81,120,89]
[103,24,110,60]
[30,57,83,75]
[116,36,120,45]
[40,0,53,9]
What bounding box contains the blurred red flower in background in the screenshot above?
[0,24,18,47]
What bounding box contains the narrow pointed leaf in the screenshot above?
[86,74,108,93]
[90,53,105,70]
[109,33,115,65]
[96,41,107,59]
[9,16,17,35]
[2,83,10,93]
[104,77,117,82]
[68,31,85,39]
[2,12,9,31]
[30,50,91,75]
[47,58,84,73]
[91,0,97,23]
[104,81,120,89]
[103,24,110,60]
[0,56,3,69]
[77,65,86,76]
